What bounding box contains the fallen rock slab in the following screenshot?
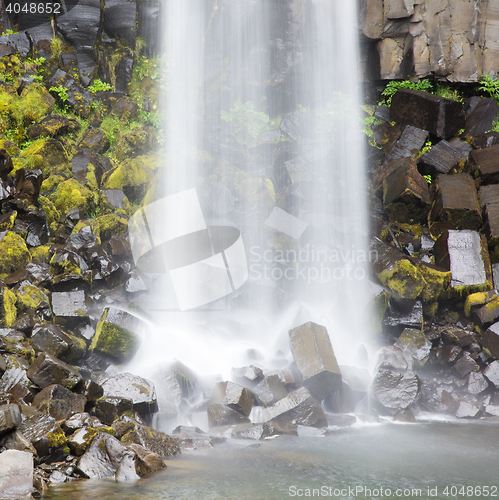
[27,352,82,390]
[371,369,421,410]
[0,450,33,500]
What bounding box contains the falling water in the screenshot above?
[127,0,371,420]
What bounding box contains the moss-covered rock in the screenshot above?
[0,134,20,157]
[26,113,80,139]
[68,427,98,456]
[0,211,17,232]
[464,291,494,317]
[79,128,109,154]
[29,245,52,263]
[418,264,452,302]
[59,332,87,364]
[97,213,128,241]
[377,259,425,300]
[47,425,68,449]
[14,281,49,312]
[0,284,17,328]
[0,334,35,363]
[0,231,31,274]
[21,138,70,177]
[72,219,101,245]
[47,178,97,214]
[102,155,160,202]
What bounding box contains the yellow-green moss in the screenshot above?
[29,245,52,263]
[1,286,17,327]
[40,175,66,196]
[22,138,70,177]
[0,232,32,274]
[38,195,61,226]
[369,290,390,334]
[0,134,20,157]
[0,211,16,231]
[72,219,101,244]
[418,264,452,301]
[377,259,425,300]
[47,426,68,449]
[47,178,97,214]
[98,426,116,436]
[464,291,495,317]
[69,427,98,456]
[15,282,49,312]
[0,335,34,363]
[49,252,82,277]
[59,333,87,364]
[423,301,439,321]
[97,213,128,240]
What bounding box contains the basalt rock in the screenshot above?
[78,128,110,155]
[120,424,180,458]
[231,365,264,389]
[464,98,499,139]
[470,144,499,184]
[33,384,86,421]
[27,352,82,390]
[484,361,499,388]
[14,169,43,203]
[382,299,423,335]
[125,443,166,477]
[101,189,128,210]
[253,374,288,406]
[71,149,106,190]
[394,328,432,368]
[390,89,465,140]
[418,140,466,176]
[481,322,499,359]
[18,414,61,456]
[0,429,37,455]
[0,403,22,436]
[100,373,158,420]
[0,450,33,500]
[73,379,104,403]
[453,353,479,377]
[434,230,493,295]
[26,114,79,140]
[467,372,489,395]
[94,396,133,425]
[288,322,342,401]
[260,387,327,428]
[0,231,31,274]
[51,290,89,319]
[429,173,482,238]
[371,369,421,410]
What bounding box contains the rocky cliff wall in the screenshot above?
[359,0,499,82]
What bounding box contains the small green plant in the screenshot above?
[87,79,113,93]
[478,74,499,103]
[221,100,270,143]
[419,139,433,157]
[381,79,433,105]
[49,84,69,102]
[50,37,65,61]
[423,174,432,184]
[435,83,463,102]
[363,115,384,139]
[3,29,17,35]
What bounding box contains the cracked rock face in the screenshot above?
[360,0,499,82]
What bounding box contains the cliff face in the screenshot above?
[359,0,499,82]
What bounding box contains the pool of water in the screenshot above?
[45,421,499,500]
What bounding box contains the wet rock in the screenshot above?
[371,369,421,410]
[418,140,466,175]
[171,426,225,450]
[483,361,499,388]
[432,344,462,365]
[51,290,89,319]
[440,326,476,348]
[479,184,499,210]
[14,169,44,204]
[33,384,86,421]
[63,413,95,433]
[100,373,158,419]
[453,353,479,377]
[0,403,21,436]
[26,114,79,140]
[79,128,110,155]
[393,408,416,423]
[89,307,142,364]
[0,283,17,328]
[429,173,482,238]
[125,443,166,477]
[94,396,133,425]
[76,432,128,479]
[0,333,34,364]
[288,322,341,401]
[103,0,137,46]
[434,230,493,293]
[464,98,499,138]
[0,429,37,454]
[18,414,60,456]
[101,189,128,210]
[394,328,432,367]
[382,300,423,334]
[325,414,357,428]
[0,366,31,402]
[253,374,288,406]
[467,372,489,395]
[0,231,31,274]
[0,450,33,499]
[390,89,465,140]
[231,365,264,389]
[73,380,104,403]
[375,346,409,371]
[0,354,5,376]
[120,424,180,458]
[68,427,99,456]
[483,203,499,248]
[453,398,482,419]
[260,387,327,428]
[470,144,499,184]
[209,381,254,418]
[71,149,105,190]
[383,159,430,224]
[30,324,73,358]
[27,352,82,390]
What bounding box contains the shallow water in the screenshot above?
[45,421,499,500]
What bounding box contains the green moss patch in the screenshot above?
[0,231,32,274]
[377,259,425,300]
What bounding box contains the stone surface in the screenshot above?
[288,322,342,401]
[467,372,489,395]
[120,424,180,458]
[394,328,431,367]
[0,450,33,499]
[18,414,58,456]
[253,374,288,406]
[453,353,479,377]
[483,361,499,388]
[100,373,158,418]
[434,230,493,292]
[125,443,166,477]
[94,396,133,425]
[33,384,86,421]
[470,144,499,184]
[418,140,466,176]
[260,387,327,428]
[371,369,421,410]
[464,98,499,138]
[390,89,465,140]
[73,379,104,402]
[0,403,21,436]
[51,290,89,318]
[0,429,37,454]
[429,173,482,238]
[481,322,499,359]
[27,353,82,390]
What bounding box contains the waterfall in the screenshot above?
[127,0,370,417]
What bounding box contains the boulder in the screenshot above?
[375,346,409,371]
[89,307,143,363]
[418,140,466,176]
[18,414,62,456]
[453,353,479,377]
[383,160,430,223]
[0,450,33,500]
[33,384,86,421]
[394,328,431,368]
[464,98,499,138]
[171,426,225,450]
[384,125,429,162]
[51,290,89,319]
[253,374,288,406]
[68,427,99,456]
[73,379,104,402]
[371,369,421,410]
[103,0,137,47]
[483,360,499,388]
[120,424,180,458]
[429,173,482,238]
[125,443,166,477]
[27,352,82,390]
[390,89,465,140]
[467,372,489,395]
[71,149,105,190]
[481,322,499,359]
[26,114,79,139]
[0,366,31,401]
[30,324,73,358]
[288,322,342,401]
[0,429,37,454]
[207,381,254,428]
[100,373,158,419]
[470,144,499,184]
[0,232,31,274]
[0,403,21,436]
[0,283,17,328]
[101,189,128,209]
[434,230,493,294]
[382,299,423,334]
[231,365,264,389]
[63,413,95,433]
[14,169,44,204]
[94,396,133,425]
[260,387,327,428]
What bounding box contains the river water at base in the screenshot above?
[44,421,499,500]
